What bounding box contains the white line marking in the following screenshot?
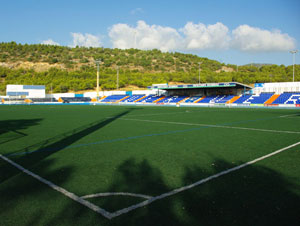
[120,118,300,134]
[82,192,152,200]
[109,141,300,218]
[0,155,113,219]
[2,140,300,219]
[107,111,189,119]
[127,112,189,117]
[280,114,300,118]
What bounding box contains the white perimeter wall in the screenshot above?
[253,82,300,94]
[47,90,156,99]
[83,90,156,98]
[50,93,75,98]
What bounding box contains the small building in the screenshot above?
[6,85,45,98]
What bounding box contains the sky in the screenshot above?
[0,0,299,65]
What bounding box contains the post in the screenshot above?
[134,31,137,49]
[290,50,298,82]
[95,59,101,100]
[117,66,119,90]
[51,83,52,102]
[293,54,295,82]
[198,62,202,84]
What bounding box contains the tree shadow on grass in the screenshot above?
[94,158,171,212]
[0,109,137,225]
[98,158,300,226]
[0,119,43,136]
[45,158,183,226]
[0,109,132,183]
[177,158,300,226]
[0,119,43,145]
[0,158,74,226]
[28,156,300,226]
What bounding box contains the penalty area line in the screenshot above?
[109,140,300,218]
[82,192,152,200]
[120,118,300,134]
[279,114,300,118]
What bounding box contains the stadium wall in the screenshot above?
[50,93,75,98]
[83,90,156,98]
[45,90,156,99]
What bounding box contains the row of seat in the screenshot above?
[216,95,236,103]
[100,95,127,102]
[121,95,145,102]
[157,96,188,103]
[140,95,164,103]
[100,92,300,105]
[272,92,300,104]
[244,93,275,104]
[2,92,299,105]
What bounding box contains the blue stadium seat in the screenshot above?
[101,95,128,102]
[272,92,300,104]
[157,96,188,103]
[233,95,252,104]
[232,93,274,104]
[121,95,145,102]
[245,92,274,104]
[198,96,218,103]
[184,96,203,103]
[215,95,235,103]
[137,95,164,103]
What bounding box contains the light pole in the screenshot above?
[198,62,202,84]
[51,83,53,102]
[290,50,298,82]
[134,31,137,49]
[95,59,101,100]
[116,66,119,90]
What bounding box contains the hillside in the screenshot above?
[0,42,299,94]
[0,41,225,72]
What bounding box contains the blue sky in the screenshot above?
[0,0,299,65]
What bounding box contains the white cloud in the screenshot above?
[41,39,60,46]
[109,20,182,52]
[232,25,296,52]
[70,32,102,47]
[181,22,230,50]
[130,8,144,15]
[65,21,295,53]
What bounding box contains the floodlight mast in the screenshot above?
[116,66,119,90]
[290,50,298,82]
[95,59,101,100]
[198,62,202,84]
[134,31,137,49]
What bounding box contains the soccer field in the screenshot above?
[1,105,300,226]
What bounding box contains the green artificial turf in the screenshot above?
[0,105,299,226]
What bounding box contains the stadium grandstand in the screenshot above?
[1,82,300,107]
